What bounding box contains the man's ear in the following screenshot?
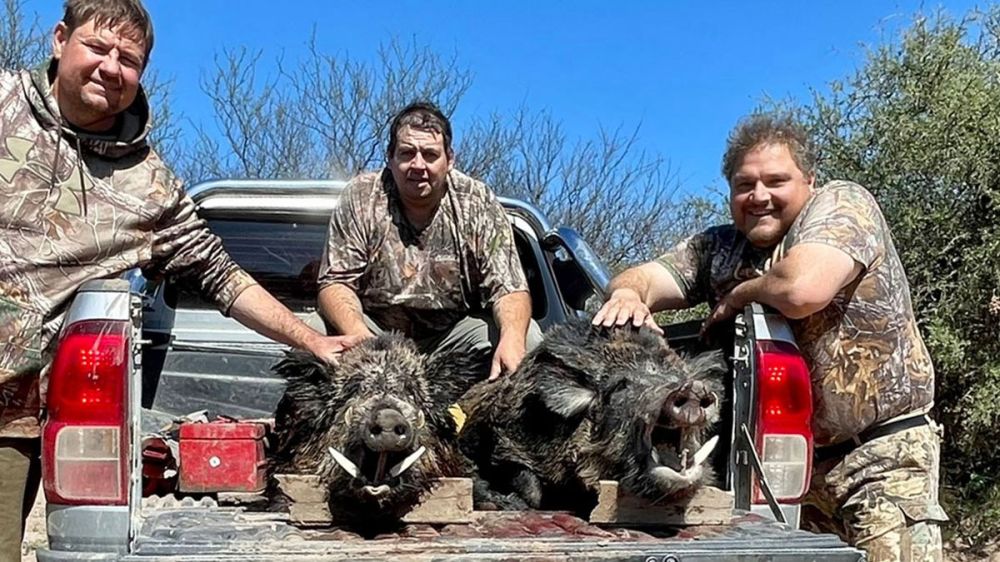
[52,22,69,60]
[806,172,816,192]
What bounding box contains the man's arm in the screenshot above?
[317,283,376,338]
[592,261,689,334]
[228,285,363,363]
[147,185,359,362]
[703,242,863,329]
[489,290,532,380]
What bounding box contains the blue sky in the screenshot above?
[23,0,982,194]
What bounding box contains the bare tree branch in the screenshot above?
[180,37,722,270]
[0,0,47,70]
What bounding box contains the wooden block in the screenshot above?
[402,477,473,524]
[589,481,733,526]
[288,502,333,526]
[275,474,332,526]
[275,474,327,503]
[274,474,473,525]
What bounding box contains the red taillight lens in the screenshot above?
[43,320,130,505]
[753,340,813,503]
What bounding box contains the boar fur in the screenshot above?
[269,333,487,526]
[460,320,725,513]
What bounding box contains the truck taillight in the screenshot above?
[753,340,813,503]
[42,320,130,505]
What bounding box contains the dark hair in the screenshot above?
[386,101,453,158]
[721,113,817,182]
[61,0,154,60]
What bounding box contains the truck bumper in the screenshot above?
[36,504,129,561]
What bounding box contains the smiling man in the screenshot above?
[318,101,541,382]
[592,113,946,561]
[0,2,360,557]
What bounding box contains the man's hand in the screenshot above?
[490,291,532,380]
[304,334,368,364]
[489,336,526,381]
[700,292,741,336]
[230,285,369,364]
[592,288,664,335]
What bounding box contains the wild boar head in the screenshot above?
[270,334,481,522]
[532,322,725,500]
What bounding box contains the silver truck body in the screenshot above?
[36,181,862,562]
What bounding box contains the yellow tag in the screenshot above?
[448,404,467,433]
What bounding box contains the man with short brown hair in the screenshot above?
[594,113,946,561]
[318,101,541,382]
[0,2,358,558]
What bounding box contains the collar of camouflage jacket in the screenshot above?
[24,59,153,160]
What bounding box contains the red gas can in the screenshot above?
[177,421,267,493]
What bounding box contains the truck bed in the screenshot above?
[125,506,862,561]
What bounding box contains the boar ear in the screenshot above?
[424,346,492,408]
[529,322,606,418]
[274,350,338,410]
[536,371,598,418]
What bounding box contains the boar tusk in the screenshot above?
[388,445,427,478]
[692,435,720,467]
[328,447,360,479]
[650,448,661,465]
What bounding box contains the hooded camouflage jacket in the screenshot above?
[0,62,257,437]
[657,181,935,446]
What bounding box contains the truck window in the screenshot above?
[175,218,327,312]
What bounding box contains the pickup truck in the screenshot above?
[35,180,864,561]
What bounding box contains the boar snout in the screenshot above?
[365,407,414,452]
[663,380,718,427]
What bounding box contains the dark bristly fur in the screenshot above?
[460,320,725,513]
[269,333,486,527]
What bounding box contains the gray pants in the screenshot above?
[361,313,543,359]
[0,437,40,562]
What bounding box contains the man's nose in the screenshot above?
[749,181,769,202]
[410,153,427,169]
[98,50,123,83]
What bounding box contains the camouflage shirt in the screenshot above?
[657,181,935,445]
[0,62,258,437]
[317,168,528,337]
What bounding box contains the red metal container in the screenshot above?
[178,421,267,493]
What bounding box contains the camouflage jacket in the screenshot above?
[657,181,935,446]
[0,62,257,437]
[318,168,528,337]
